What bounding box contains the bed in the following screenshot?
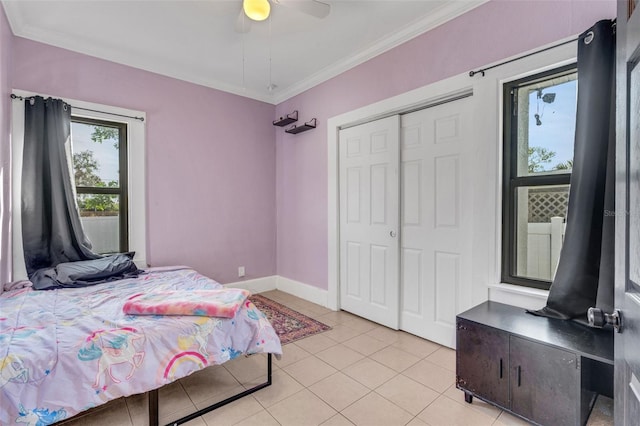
[0,266,283,426]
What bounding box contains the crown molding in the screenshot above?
[2,0,276,104]
[3,0,488,106]
[2,1,25,34]
[271,0,489,104]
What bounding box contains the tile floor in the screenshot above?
[59,290,613,426]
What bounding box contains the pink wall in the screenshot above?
[2,0,616,288]
[275,0,616,289]
[11,38,277,284]
[0,5,14,284]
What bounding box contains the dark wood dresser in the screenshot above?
[456,301,613,426]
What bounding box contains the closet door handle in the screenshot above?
[499,358,503,379]
[390,231,397,237]
[517,366,522,387]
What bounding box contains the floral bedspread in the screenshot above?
[0,267,282,425]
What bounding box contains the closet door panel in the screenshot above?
[400,97,473,348]
[339,116,400,329]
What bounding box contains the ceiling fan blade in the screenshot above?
[273,0,331,19]
[234,9,252,33]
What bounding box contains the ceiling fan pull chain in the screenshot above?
[269,14,273,91]
[242,16,246,90]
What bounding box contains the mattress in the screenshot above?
[0,267,282,425]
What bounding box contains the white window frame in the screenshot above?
[11,90,146,280]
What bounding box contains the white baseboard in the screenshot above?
[224,275,277,294]
[275,276,329,308]
[228,276,545,314]
[488,283,549,311]
[224,274,328,308]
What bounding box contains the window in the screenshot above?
[71,117,128,254]
[11,91,146,280]
[502,65,577,289]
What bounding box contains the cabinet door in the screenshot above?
[456,319,509,407]
[510,336,579,426]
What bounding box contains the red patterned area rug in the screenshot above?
[249,294,331,345]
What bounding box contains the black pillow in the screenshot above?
[56,253,139,284]
[31,253,141,290]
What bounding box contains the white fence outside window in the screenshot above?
[80,216,119,254]
[526,216,566,281]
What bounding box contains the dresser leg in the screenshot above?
[464,392,473,403]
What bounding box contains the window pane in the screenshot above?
[516,73,577,176]
[77,193,120,254]
[515,185,569,281]
[71,121,120,187]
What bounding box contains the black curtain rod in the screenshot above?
[468,37,578,77]
[469,19,616,77]
[10,93,144,122]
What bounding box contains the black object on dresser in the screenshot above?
[456,301,613,426]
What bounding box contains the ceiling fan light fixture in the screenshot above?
[243,0,270,21]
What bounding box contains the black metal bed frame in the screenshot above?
[148,353,273,426]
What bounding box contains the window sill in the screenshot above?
[488,283,549,311]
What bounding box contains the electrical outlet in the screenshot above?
[238,266,245,278]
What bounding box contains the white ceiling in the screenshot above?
[2,0,486,104]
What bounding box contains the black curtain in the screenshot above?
[531,20,616,322]
[21,96,100,276]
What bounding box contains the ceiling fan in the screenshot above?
[235,0,331,33]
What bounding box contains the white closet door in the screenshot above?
[339,116,400,329]
[400,98,473,348]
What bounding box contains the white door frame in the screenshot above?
[327,73,474,311]
[326,39,578,312]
